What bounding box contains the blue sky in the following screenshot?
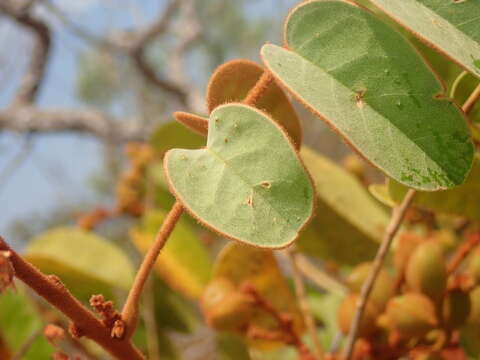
[0,0,298,247]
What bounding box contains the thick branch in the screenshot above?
[343,189,416,360]
[0,107,146,142]
[0,1,51,106]
[0,237,144,360]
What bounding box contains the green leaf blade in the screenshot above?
[261,0,474,191]
[165,104,314,248]
[25,227,135,299]
[369,0,480,78]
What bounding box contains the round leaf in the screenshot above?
[261,0,474,191]
[150,121,205,155]
[164,103,315,249]
[206,59,302,148]
[369,0,480,78]
[25,227,134,298]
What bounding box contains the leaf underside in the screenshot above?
[261,0,474,191]
[370,0,480,78]
[206,59,303,147]
[165,104,314,248]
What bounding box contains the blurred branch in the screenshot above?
[0,107,147,142]
[0,0,204,143]
[0,0,50,106]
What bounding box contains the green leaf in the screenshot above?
[213,242,304,341]
[206,59,303,148]
[0,287,54,359]
[297,147,389,265]
[25,227,134,299]
[369,0,480,78]
[261,0,474,191]
[150,121,205,155]
[165,104,315,248]
[389,154,480,220]
[131,210,212,299]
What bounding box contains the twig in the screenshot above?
[447,233,480,275]
[242,283,315,360]
[12,328,41,360]
[243,71,274,107]
[286,250,324,360]
[343,189,416,360]
[0,107,146,143]
[462,83,480,115]
[0,237,144,360]
[0,1,50,106]
[121,200,184,338]
[294,254,347,296]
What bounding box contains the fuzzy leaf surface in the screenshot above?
[261,0,474,190]
[370,0,480,78]
[207,59,302,147]
[165,104,314,248]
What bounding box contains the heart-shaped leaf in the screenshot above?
[131,210,212,299]
[25,227,134,299]
[174,111,209,136]
[207,59,302,148]
[164,103,315,248]
[369,0,480,78]
[261,0,474,191]
[388,154,480,220]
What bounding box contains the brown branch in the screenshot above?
[463,83,480,115]
[0,107,146,142]
[286,250,324,360]
[0,1,50,106]
[0,237,145,360]
[121,200,184,338]
[343,189,416,360]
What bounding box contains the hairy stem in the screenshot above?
[462,83,480,115]
[243,71,274,107]
[0,237,144,360]
[343,189,416,360]
[121,200,184,338]
[286,250,324,360]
